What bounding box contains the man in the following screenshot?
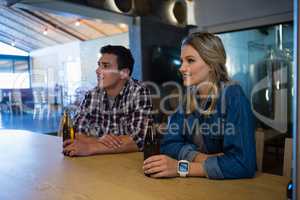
[63,45,152,156]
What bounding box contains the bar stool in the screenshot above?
[32,88,47,119]
[8,90,23,115]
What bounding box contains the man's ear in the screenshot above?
[120,68,130,79]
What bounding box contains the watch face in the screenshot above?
[179,162,189,172]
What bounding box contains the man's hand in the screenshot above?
[63,133,138,156]
[98,134,123,149]
[143,155,178,178]
[63,135,98,157]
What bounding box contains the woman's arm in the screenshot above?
[143,155,207,178]
[203,85,256,179]
[160,110,201,161]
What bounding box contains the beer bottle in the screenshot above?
[59,109,75,142]
[143,124,160,161]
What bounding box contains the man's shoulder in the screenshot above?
[83,87,104,98]
[127,79,150,93]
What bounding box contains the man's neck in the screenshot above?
[105,79,128,97]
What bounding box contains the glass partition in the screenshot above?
[218,22,294,175]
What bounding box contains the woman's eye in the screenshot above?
[187,59,195,64]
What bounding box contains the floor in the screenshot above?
[0,112,60,135]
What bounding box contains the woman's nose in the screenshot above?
[179,64,186,73]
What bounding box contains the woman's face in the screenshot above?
[179,44,211,87]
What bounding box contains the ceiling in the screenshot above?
[0,5,128,52]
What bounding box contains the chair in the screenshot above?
[0,89,3,112]
[8,90,23,115]
[283,138,292,177]
[47,95,62,119]
[47,86,63,119]
[255,127,290,173]
[32,88,48,119]
[0,90,10,113]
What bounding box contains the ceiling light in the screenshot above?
[168,2,178,24]
[43,28,48,35]
[118,23,127,29]
[75,20,81,26]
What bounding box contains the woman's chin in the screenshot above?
[182,80,193,87]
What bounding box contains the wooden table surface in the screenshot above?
[0,131,289,200]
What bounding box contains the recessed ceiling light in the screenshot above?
[75,20,81,26]
[43,28,48,35]
[118,23,127,29]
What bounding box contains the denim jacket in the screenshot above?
[160,84,256,179]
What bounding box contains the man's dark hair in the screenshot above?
[100,45,134,76]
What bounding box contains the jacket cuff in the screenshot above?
[130,134,144,151]
[203,156,224,179]
[178,144,198,161]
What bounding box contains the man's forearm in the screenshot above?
[88,135,139,155]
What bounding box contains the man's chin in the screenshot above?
[97,82,105,89]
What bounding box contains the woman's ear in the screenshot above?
[208,67,216,81]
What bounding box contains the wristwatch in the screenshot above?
[177,160,190,177]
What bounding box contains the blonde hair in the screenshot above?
[182,32,230,115]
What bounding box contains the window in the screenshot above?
[0,55,30,89]
[218,22,293,133]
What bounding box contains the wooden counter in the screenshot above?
[0,131,289,200]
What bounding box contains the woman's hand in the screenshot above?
[143,155,178,178]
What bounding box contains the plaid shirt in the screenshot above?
[73,78,152,150]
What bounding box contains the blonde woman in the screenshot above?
[143,32,256,179]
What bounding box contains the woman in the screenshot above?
[143,32,256,179]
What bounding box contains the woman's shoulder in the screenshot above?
[218,81,250,109]
[220,81,247,100]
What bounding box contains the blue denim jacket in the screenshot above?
[160,84,256,179]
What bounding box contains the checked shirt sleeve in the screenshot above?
[73,91,92,135]
[127,87,153,151]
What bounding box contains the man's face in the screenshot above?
[96,53,122,90]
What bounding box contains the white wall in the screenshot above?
[30,42,81,88]
[193,0,293,32]
[30,32,129,91]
